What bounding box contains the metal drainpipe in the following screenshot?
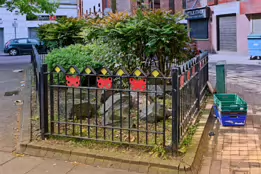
[106,0,108,8]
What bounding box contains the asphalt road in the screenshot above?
[0,54,30,152]
[209,63,261,106]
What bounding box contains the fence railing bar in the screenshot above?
[48,121,165,134]
[171,67,180,153]
[45,134,159,147]
[49,85,172,93]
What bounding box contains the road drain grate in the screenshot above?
[4,90,19,96]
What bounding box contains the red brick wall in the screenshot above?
[160,0,169,10]
[241,0,261,15]
[175,0,183,13]
[102,0,106,11]
[186,0,202,9]
[207,0,217,6]
[107,0,111,8]
[218,0,237,4]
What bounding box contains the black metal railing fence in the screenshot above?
[31,46,209,154]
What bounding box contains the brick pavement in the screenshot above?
[199,110,261,174]
[198,63,261,174]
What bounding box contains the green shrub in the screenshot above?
[81,10,193,76]
[38,17,87,50]
[45,44,103,84]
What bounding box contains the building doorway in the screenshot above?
[217,15,237,52]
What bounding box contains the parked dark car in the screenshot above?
[4,38,47,56]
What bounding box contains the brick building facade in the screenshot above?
[103,0,175,13]
[99,0,257,55]
[179,0,258,55]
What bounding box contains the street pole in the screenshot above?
[14,27,16,39]
[12,18,17,39]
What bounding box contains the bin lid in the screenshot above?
[216,60,226,66]
[248,34,261,39]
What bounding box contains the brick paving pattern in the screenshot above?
[199,63,261,174]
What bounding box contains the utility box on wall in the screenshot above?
[216,60,226,93]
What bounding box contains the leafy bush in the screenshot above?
[38,17,87,50]
[45,44,103,83]
[46,44,104,71]
[81,10,194,76]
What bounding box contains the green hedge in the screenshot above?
[45,44,103,84]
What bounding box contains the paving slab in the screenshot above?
[0,156,43,174]
[0,152,14,165]
[26,159,74,174]
[67,164,138,174]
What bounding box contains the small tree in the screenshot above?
[82,10,193,76]
[0,0,59,15]
[38,17,87,50]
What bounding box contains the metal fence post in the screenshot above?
[40,64,48,139]
[196,58,200,111]
[171,67,180,154]
[206,56,209,82]
[31,53,33,64]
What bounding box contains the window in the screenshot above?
[28,39,38,44]
[146,0,160,9]
[182,0,186,9]
[252,14,261,34]
[189,19,208,39]
[18,39,28,44]
[53,0,77,5]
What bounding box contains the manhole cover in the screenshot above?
[4,90,19,96]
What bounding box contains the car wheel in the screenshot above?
[9,49,18,56]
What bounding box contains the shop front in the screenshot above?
[185,7,212,52]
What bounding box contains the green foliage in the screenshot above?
[45,44,103,83]
[178,124,198,154]
[150,145,167,159]
[86,40,123,70]
[82,10,195,76]
[38,17,87,50]
[0,0,59,15]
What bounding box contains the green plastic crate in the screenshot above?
[214,94,247,113]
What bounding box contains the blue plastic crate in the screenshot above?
[213,106,247,127]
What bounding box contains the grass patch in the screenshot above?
[178,123,198,154]
[48,135,171,159]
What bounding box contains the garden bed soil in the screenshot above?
[32,88,175,147]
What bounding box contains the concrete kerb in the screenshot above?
[18,66,214,173]
[179,98,214,173]
[17,65,33,152]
